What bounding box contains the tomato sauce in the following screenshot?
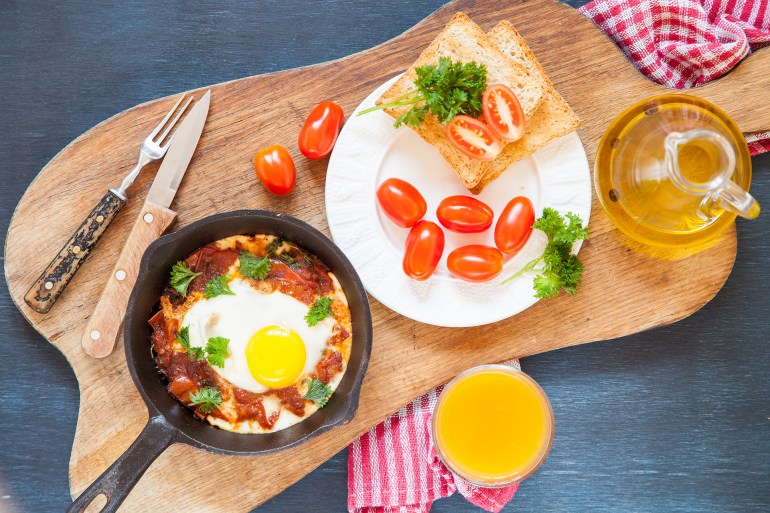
[150,236,350,431]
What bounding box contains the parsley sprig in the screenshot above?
[176,326,229,367]
[188,386,222,413]
[205,337,230,368]
[176,326,205,360]
[169,261,201,296]
[358,58,487,128]
[239,251,271,280]
[303,379,333,407]
[203,274,235,299]
[305,297,334,327]
[501,208,588,298]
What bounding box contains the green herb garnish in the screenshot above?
[203,274,235,299]
[175,325,205,360]
[205,337,230,368]
[265,238,284,255]
[358,57,487,128]
[501,208,588,298]
[176,325,190,347]
[188,386,222,414]
[303,378,333,407]
[278,253,297,266]
[177,326,228,364]
[305,297,334,327]
[169,261,201,296]
[188,346,205,360]
[239,251,271,280]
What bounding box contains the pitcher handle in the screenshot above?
[716,180,761,220]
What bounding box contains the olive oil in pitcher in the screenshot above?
[595,94,759,248]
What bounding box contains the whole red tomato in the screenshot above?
[253,145,296,196]
[403,220,444,281]
[376,178,427,228]
[495,196,535,254]
[436,195,494,233]
[447,245,504,283]
[298,101,344,159]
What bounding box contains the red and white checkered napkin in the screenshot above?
[580,0,770,154]
[348,1,770,511]
[348,361,522,513]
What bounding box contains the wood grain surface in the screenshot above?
[81,199,177,358]
[2,1,769,512]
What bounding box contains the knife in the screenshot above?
[81,90,211,358]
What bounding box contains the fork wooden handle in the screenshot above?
[81,198,176,358]
[24,189,127,314]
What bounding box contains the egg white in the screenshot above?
[181,278,335,393]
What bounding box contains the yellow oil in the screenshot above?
[595,95,752,248]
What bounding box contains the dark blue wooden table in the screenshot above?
[1,1,768,512]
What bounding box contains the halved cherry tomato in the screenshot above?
[403,221,444,281]
[298,101,344,159]
[447,245,503,283]
[436,195,494,233]
[376,178,427,228]
[253,144,296,196]
[495,196,535,254]
[482,84,526,142]
[445,115,502,161]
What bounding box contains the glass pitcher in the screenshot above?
[595,94,760,248]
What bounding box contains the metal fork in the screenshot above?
[24,94,194,314]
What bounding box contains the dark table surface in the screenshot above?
[1,1,769,512]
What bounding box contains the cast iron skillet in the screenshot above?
[69,210,373,513]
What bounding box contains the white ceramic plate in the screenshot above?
[325,75,591,327]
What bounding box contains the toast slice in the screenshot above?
[470,21,581,194]
[376,13,547,190]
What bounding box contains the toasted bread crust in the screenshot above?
[374,14,579,193]
[376,13,547,189]
[470,21,581,194]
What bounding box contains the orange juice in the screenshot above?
[432,366,553,486]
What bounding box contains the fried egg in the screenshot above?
[181,278,335,394]
[152,234,353,434]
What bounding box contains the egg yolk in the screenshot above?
[246,325,306,389]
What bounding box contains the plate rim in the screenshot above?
[325,74,591,327]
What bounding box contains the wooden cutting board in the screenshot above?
[5,0,769,510]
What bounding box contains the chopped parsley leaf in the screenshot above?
[169,261,201,296]
[303,379,333,407]
[188,386,222,413]
[203,274,235,299]
[239,251,271,280]
[305,297,334,327]
[205,337,230,368]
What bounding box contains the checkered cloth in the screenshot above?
[348,361,522,513]
[582,0,770,154]
[348,1,770,512]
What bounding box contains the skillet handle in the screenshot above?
[67,416,176,513]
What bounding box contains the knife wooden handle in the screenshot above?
[24,190,127,314]
[81,199,176,358]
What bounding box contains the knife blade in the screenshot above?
[146,90,211,208]
[81,90,211,358]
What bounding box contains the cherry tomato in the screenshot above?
[298,101,344,159]
[436,195,494,233]
[447,245,504,283]
[253,145,296,196]
[403,221,444,281]
[445,115,502,161]
[495,196,535,254]
[482,84,526,142]
[376,178,427,228]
